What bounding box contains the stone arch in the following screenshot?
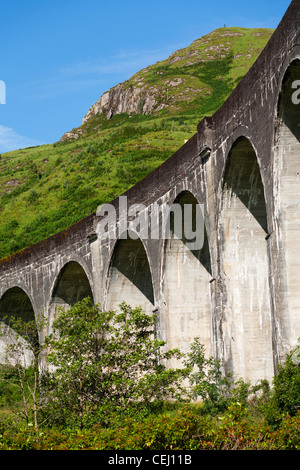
[162,190,213,363]
[0,287,37,366]
[48,261,94,326]
[219,136,273,383]
[273,58,300,354]
[105,231,155,314]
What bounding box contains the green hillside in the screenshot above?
[0,27,274,259]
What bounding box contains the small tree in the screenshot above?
[0,314,46,432]
[262,340,300,427]
[43,299,189,428]
[185,337,233,413]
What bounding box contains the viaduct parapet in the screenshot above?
[0,0,300,383]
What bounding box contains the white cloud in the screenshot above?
[0,124,45,154]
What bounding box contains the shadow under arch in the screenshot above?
[272,58,300,353]
[0,286,37,366]
[49,261,94,319]
[0,287,36,323]
[168,190,212,274]
[162,190,213,362]
[219,135,273,383]
[222,136,268,233]
[105,231,155,313]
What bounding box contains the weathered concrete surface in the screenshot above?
[0,0,300,383]
[162,191,213,364]
[219,137,273,382]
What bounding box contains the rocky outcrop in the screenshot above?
[81,82,160,125]
[60,129,83,142]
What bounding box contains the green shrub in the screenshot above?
[42,300,189,429]
[185,337,232,414]
[262,341,300,427]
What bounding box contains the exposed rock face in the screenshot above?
[81,82,159,124]
[60,129,83,142]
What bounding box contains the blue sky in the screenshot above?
[0,0,291,153]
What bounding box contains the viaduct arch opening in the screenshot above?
[105,232,155,314]
[275,59,300,351]
[49,261,94,325]
[163,190,213,363]
[219,136,273,383]
[0,287,37,366]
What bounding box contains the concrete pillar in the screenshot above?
[274,59,300,357]
[219,137,274,383]
[162,191,213,366]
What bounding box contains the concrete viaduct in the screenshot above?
[0,0,300,384]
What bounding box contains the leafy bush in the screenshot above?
[262,341,300,427]
[42,299,189,428]
[185,337,233,413]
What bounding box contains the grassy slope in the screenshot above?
[0,27,274,259]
